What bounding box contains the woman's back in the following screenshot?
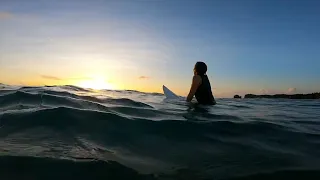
[195,75,216,105]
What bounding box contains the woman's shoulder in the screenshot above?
[193,75,202,80]
[193,75,202,84]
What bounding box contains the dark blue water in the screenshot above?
[1,84,320,180]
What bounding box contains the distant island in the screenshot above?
[244,93,320,99]
[234,95,242,99]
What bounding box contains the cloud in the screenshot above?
[41,75,95,81]
[0,12,13,20]
[139,76,149,79]
[41,75,62,80]
[287,87,297,94]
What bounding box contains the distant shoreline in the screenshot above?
[244,93,320,99]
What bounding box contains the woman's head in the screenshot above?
[194,61,207,75]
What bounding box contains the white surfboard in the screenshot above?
[163,85,179,99]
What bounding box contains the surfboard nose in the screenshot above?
[163,85,179,99]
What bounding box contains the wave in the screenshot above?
[1,85,320,180]
[2,106,319,148]
[0,155,320,180]
[0,89,16,96]
[224,169,320,180]
[0,156,155,180]
[0,90,153,111]
[61,85,92,92]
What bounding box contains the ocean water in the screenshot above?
[0,84,320,180]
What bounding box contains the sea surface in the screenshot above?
[0,84,320,180]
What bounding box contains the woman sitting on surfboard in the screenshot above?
[186,62,216,105]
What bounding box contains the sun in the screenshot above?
[77,77,114,90]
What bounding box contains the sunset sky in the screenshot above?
[1,0,319,97]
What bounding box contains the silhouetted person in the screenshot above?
[186,62,216,105]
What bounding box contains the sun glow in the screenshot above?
[77,76,114,90]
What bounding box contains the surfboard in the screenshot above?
[163,85,179,99]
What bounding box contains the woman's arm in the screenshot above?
[186,75,202,102]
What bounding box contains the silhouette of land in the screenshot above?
[244,93,320,99]
[234,95,242,99]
